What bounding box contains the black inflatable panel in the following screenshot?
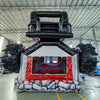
[24,41,75,56]
[26,32,73,39]
[27,11,73,40]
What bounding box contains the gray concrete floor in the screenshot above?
[0,73,100,100]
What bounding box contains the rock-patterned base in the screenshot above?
[14,77,80,92]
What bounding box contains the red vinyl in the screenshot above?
[25,56,73,81]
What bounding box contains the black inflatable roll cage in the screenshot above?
[26,11,73,39]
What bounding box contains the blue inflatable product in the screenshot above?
[0,61,2,64]
[95,62,100,75]
[95,69,100,75]
[81,74,86,81]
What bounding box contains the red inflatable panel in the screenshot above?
[25,75,73,81]
[25,56,73,81]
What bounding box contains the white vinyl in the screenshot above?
[29,46,70,57]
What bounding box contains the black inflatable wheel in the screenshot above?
[77,43,98,74]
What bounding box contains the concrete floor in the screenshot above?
[0,73,100,100]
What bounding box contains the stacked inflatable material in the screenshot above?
[1,43,25,73]
[77,43,98,74]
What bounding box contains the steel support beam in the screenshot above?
[92,29,99,60]
[79,37,82,43]
[0,5,100,11]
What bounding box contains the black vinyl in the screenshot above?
[24,41,75,56]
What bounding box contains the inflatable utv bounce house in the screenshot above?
[15,11,98,92]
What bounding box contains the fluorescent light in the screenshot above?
[69,45,73,48]
[17,41,21,44]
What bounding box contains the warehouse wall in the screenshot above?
[80,29,100,59]
[64,38,79,48]
[0,36,9,57]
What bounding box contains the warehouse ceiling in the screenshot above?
[0,0,100,43]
